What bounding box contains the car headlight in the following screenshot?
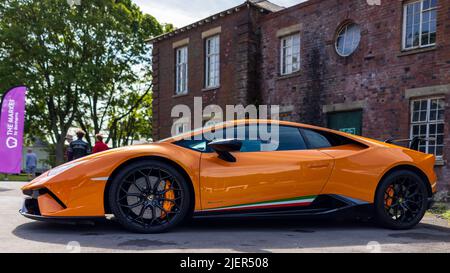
[47,161,84,177]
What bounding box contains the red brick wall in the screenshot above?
[259,0,450,191]
[152,6,268,140]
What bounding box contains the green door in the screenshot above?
[327,110,362,135]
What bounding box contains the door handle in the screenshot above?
[307,163,330,169]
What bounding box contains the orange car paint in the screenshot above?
[200,149,334,210]
[38,194,64,216]
[22,119,437,217]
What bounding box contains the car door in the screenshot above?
[199,124,334,211]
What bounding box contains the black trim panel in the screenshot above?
[193,194,372,219]
[19,209,104,225]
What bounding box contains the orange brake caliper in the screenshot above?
[160,181,175,219]
[385,186,395,207]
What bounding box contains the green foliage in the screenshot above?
[429,202,450,223]
[41,143,57,168]
[0,0,165,162]
[430,203,447,214]
[442,210,450,222]
[2,174,30,182]
[162,23,176,33]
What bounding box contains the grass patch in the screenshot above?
[1,174,30,182]
[442,210,450,222]
[429,202,450,223]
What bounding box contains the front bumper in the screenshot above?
[20,192,104,225]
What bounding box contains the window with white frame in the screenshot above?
[280,33,301,75]
[410,97,445,159]
[175,46,188,94]
[403,0,437,50]
[205,35,220,88]
[335,23,361,57]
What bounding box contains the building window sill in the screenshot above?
[277,71,301,81]
[435,159,446,166]
[202,86,220,92]
[173,92,189,98]
[398,46,436,57]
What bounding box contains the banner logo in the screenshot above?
[6,137,18,149]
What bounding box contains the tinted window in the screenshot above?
[276,126,307,151]
[203,125,268,152]
[301,129,332,149]
[233,125,307,152]
[234,125,307,152]
[174,139,207,152]
[175,125,307,152]
[301,128,355,149]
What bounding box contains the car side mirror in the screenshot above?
[208,139,243,163]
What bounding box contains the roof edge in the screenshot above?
[146,0,283,44]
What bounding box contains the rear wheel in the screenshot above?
[374,170,428,230]
[109,160,191,233]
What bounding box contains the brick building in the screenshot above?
[150,0,450,191]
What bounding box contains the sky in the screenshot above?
[133,0,307,27]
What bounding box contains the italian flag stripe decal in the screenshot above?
[202,195,317,212]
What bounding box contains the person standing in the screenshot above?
[25,149,38,180]
[69,129,91,160]
[65,134,74,161]
[92,134,109,154]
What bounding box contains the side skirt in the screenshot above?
[193,194,373,219]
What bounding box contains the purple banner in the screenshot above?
[0,86,26,174]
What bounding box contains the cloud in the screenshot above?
[133,0,306,27]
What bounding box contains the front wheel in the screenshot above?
[374,170,428,230]
[109,160,191,233]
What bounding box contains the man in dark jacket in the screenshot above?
[68,129,91,160]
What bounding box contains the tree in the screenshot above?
[0,0,164,164]
[106,87,153,147]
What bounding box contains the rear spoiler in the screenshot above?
[384,137,435,151]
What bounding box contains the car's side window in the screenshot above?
[301,129,332,149]
[301,128,355,149]
[273,125,307,151]
[201,125,260,152]
[174,139,208,152]
[214,125,307,152]
[174,125,308,153]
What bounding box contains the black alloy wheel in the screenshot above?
[374,170,428,230]
[109,160,191,233]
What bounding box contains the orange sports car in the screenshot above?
[20,120,437,233]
